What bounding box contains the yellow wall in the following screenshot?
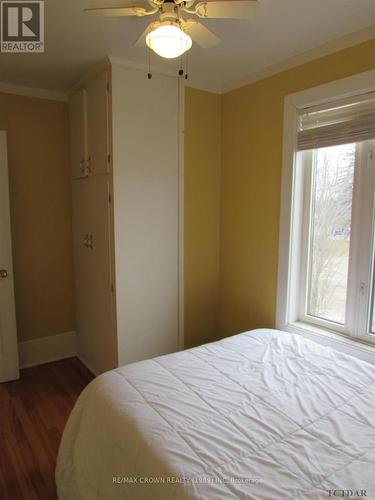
[219,39,375,338]
[184,87,221,348]
[1,40,373,348]
[0,93,74,342]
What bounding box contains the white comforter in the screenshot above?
[56,329,375,499]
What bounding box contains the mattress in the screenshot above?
[56,329,375,499]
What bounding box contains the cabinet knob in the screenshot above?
[0,269,8,279]
[86,157,91,175]
[83,234,94,250]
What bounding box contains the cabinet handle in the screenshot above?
[86,157,91,176]
[88,234,94,250]
[83,234,94,250]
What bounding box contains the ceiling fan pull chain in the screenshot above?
[147,45,152,79]
[185,50,189,80]
[178,52,184,77]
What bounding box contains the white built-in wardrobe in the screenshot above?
[69,62,183,374]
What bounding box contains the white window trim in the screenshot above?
[276,69,375,363]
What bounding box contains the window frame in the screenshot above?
[276,69,375,355]
[349,139,375,342]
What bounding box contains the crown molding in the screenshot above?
[185,78,221,95]
[0,81,67,101]
[222,25,375,94]
[108,54,222,94]
[66,58,111,96]
[2,25,372,101]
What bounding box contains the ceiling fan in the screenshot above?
[85,0,259,59]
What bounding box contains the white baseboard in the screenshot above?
[76,353,98,377]
[18,331,77,369]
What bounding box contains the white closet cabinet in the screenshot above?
[70,64,182,375]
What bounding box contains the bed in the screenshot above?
[56,329,375,499]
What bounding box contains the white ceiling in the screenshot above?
[0,0,374,93]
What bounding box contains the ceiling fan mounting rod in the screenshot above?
[159,2,180,21]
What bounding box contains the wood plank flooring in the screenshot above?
[0,357,93,500]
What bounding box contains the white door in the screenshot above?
[86,71,110,176]
[72,176,117,375]
[69,89,87,179]
[85,175,117,374]
[111,67,181,365]
[0,132,19,382]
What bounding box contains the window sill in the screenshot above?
[283,321,375,365]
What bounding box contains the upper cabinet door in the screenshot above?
[86,71,110,176]
[69,89,87,179]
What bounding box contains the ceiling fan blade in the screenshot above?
[193,0,258,19]
[182,20,220,48]
[84,6,148,16]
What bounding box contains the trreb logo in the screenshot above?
[328,490,367,497]
[1,1,44,52]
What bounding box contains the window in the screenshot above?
[305,143,355,326]
[298,139,375,343]
[277,71,375,348]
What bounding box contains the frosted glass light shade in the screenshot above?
[146,24,192,59]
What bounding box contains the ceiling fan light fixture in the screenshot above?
[146,24,192,59]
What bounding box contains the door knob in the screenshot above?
[0,269,8,278]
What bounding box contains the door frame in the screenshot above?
[0,131,19,382]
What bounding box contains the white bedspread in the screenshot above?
[56,329,375,499]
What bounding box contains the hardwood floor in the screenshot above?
[0,357,93,500]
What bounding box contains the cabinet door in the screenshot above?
[72,176,116,375]
[69,89,86,179]
[72,179,92,367]
[111,67,180,365]
[86,175,117,373]
[86,71,110,176]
